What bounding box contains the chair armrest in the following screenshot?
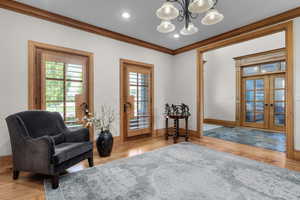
[26,136,55,155]
[64,127,90,142]
[16,136,55,174]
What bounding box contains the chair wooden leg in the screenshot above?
[88,157,94,167]
[52,175,59,189]
[13,170,19,180]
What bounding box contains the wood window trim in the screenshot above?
[197,21,295,159]
[119,59,154,143]
[28,40,95,141]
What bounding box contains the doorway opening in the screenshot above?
[197,22,294,158]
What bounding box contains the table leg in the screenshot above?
[165,117,169,140]
[185,117,189,141]
[173,119,179,143]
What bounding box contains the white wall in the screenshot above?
[293,17,300,150]
[204,32,285,121]
[170,51,198,130]
[0,9,173,156]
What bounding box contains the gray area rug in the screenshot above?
[204,127,286,152]
[45,142,300,200]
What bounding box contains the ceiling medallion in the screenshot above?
[156,0,224,35]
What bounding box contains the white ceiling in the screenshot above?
[16,0,300,50]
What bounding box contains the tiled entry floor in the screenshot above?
[203,125,286,152]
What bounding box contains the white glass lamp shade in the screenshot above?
[201,9,224,25]
[156,2,179,20]
[157,20,176,33]
[180,23,198,35]
[188,0,215,14]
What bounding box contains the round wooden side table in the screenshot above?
[165,115,189,143]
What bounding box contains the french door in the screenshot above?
[242,74,286,131]
[120,60,153,139]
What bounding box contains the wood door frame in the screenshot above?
[119,59,154,142]
[197,21,295,159]
[28,40,95,141]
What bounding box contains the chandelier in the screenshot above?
[156,0,224,35]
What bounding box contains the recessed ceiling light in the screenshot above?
[173,34,180,38]
[122,12,131,19]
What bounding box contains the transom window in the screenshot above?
[242,61,286,76]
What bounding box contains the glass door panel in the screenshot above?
[242,77,267,128]
[270,75,286,130]
[125,65,153,137]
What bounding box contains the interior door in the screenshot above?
[269,75,286,131]
[242,76,268,129]
[123,64,153,138]
[242,74,286,131]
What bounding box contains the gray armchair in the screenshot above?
[5,110,94,189]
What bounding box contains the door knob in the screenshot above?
[124,102,131,112]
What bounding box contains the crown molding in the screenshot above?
[174,6,300,54]
[0,0,174,55]
[1,1,300,55]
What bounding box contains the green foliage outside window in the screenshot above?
[45,61,83,124]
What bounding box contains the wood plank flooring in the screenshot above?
[1,136,300,200]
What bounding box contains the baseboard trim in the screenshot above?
[293,150,300,160]
[204,118,236,127]
[155,128,166,137]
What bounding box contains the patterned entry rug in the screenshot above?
[44,143,300,200]
[204,127,285,152]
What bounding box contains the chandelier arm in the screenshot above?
[184,0,190,28]
[212,0,218,8]
[166,0,189,27]
[189,12,199,19]
[177,10,185,22]
[167,0,185,11]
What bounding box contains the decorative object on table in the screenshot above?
[164,103,191,143]
[156,0,224,35]
[86,105,115,157]
[6,111,94,189]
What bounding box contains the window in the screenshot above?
[43,59,84,125]
[29,42,93,128]
[40,51,88,126]
[242,61,286,76]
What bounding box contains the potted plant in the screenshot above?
[83,105,115,157]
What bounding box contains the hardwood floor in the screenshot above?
[1,136,300,200]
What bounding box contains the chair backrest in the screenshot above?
[13,111,67,138]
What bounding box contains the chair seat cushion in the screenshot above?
[53,142,93,165]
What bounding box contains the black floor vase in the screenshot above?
[96,131,114,157]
